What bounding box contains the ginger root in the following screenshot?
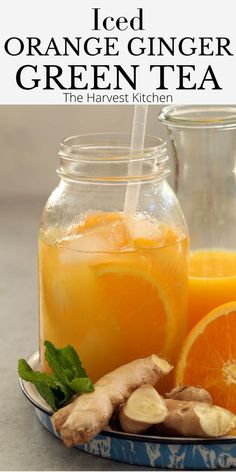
[166,385,212,404]
[157,399,236,438]
[118,386,236,437]
[52,354,172,446]
[119,385,167,434]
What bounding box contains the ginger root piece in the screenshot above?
[52,354,172,446]
[160,399,236,438]
[166,385,212,404]
[119,385,168,434]
[52,403,74,432]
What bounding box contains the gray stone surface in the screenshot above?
[0,197,151,471]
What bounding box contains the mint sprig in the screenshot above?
[18,341,94,411]
[44,341,94,394]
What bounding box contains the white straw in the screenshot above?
[124,105,148,213]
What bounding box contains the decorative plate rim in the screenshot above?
[19,350,236,445]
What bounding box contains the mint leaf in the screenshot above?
[44,341,94,392]
[18,359,55,385]
[18,359,71,411]
[32,382,62,411]
[18,342,94,411]
[59,344,88,378]
[70,377,94,394]
[44,341,72,385]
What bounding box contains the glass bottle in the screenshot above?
[159,105,236,330]
[39,133,188,388]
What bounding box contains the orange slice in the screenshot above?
[93,260,175,363]
[175,301,236,413]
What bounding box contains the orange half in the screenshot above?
[175,301,236,413]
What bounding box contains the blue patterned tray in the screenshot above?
[19,352,236,470]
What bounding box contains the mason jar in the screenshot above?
[39,133,189,389]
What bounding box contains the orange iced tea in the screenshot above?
[189,249,236,330]
[39,212,188,385]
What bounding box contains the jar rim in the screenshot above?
[159,105,236,129]
[59,132,166,162]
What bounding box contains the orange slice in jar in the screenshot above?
[59,211,180,365]
[93,260,176,363]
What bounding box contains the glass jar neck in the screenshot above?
[159,105,236,130]
[57,133,169,185]
[159,105,236,192]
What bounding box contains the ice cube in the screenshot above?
[125,213,162,242]
[58,227,122,265]
[70,232,115,253]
